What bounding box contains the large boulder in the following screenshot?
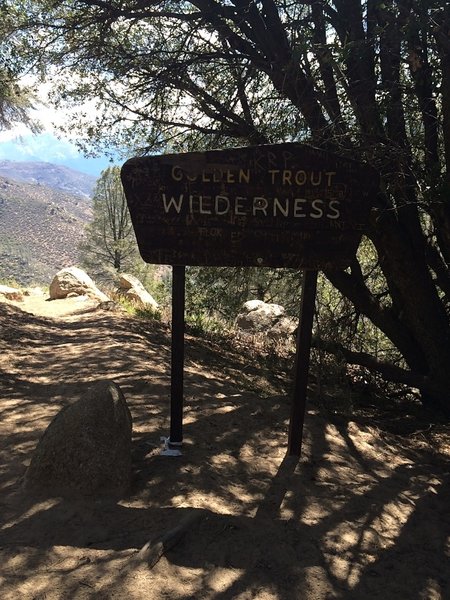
[23,381,132,498]
[236,300,298,339]
[236,300,285,332]
[117,273,159,309]
[49,266,110,302]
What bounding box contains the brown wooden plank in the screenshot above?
[121,143,378,269]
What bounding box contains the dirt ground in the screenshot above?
[0,293,449,600]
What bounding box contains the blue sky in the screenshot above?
[0,88,123,177]
[0,130,116,177]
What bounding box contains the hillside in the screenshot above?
[0,160,97,197]
[0,174,92,285]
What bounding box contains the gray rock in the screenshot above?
[118,273,141,291]
[24,381,132,498]
[236,300,298,339]
[236,300,285,332]
[117,273,159,309]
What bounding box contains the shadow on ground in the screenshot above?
[1,303,449,599]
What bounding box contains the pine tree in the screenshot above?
[80,166,138,282]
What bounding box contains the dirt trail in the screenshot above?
[0,296,449,599]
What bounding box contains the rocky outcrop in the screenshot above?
[117,273,159,309]
[236,300,298,339]
[23,381,132,498]
[0,284,23,302]
[49,266,109,301]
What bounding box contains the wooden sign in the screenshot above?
[121,143,378,269]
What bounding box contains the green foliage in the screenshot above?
[185,310,230,340]
[79,166,171,309]
[186,266,303,324]
[0,2,39,131]
[113,293,162,321]
[0,276,21,288]
[0,68,36,131]
[130,264,171,307]
[80,166,136,280]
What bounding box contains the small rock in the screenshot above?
[0,284,23,302]
[97,300,123,312]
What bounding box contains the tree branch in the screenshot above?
[312,336,426,390]
[324,262,427,371]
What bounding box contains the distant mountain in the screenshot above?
[0,160,97,198]
[0,174,93,285]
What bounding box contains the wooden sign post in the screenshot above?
[169,265,185,448]
[121,143,378,456]
[289,270,318,455]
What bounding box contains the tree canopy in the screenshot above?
[7,0,450,415]
[0,2,37,130]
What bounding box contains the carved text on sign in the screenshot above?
[121,143,378,269]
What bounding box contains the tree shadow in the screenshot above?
[1,302,450,598]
